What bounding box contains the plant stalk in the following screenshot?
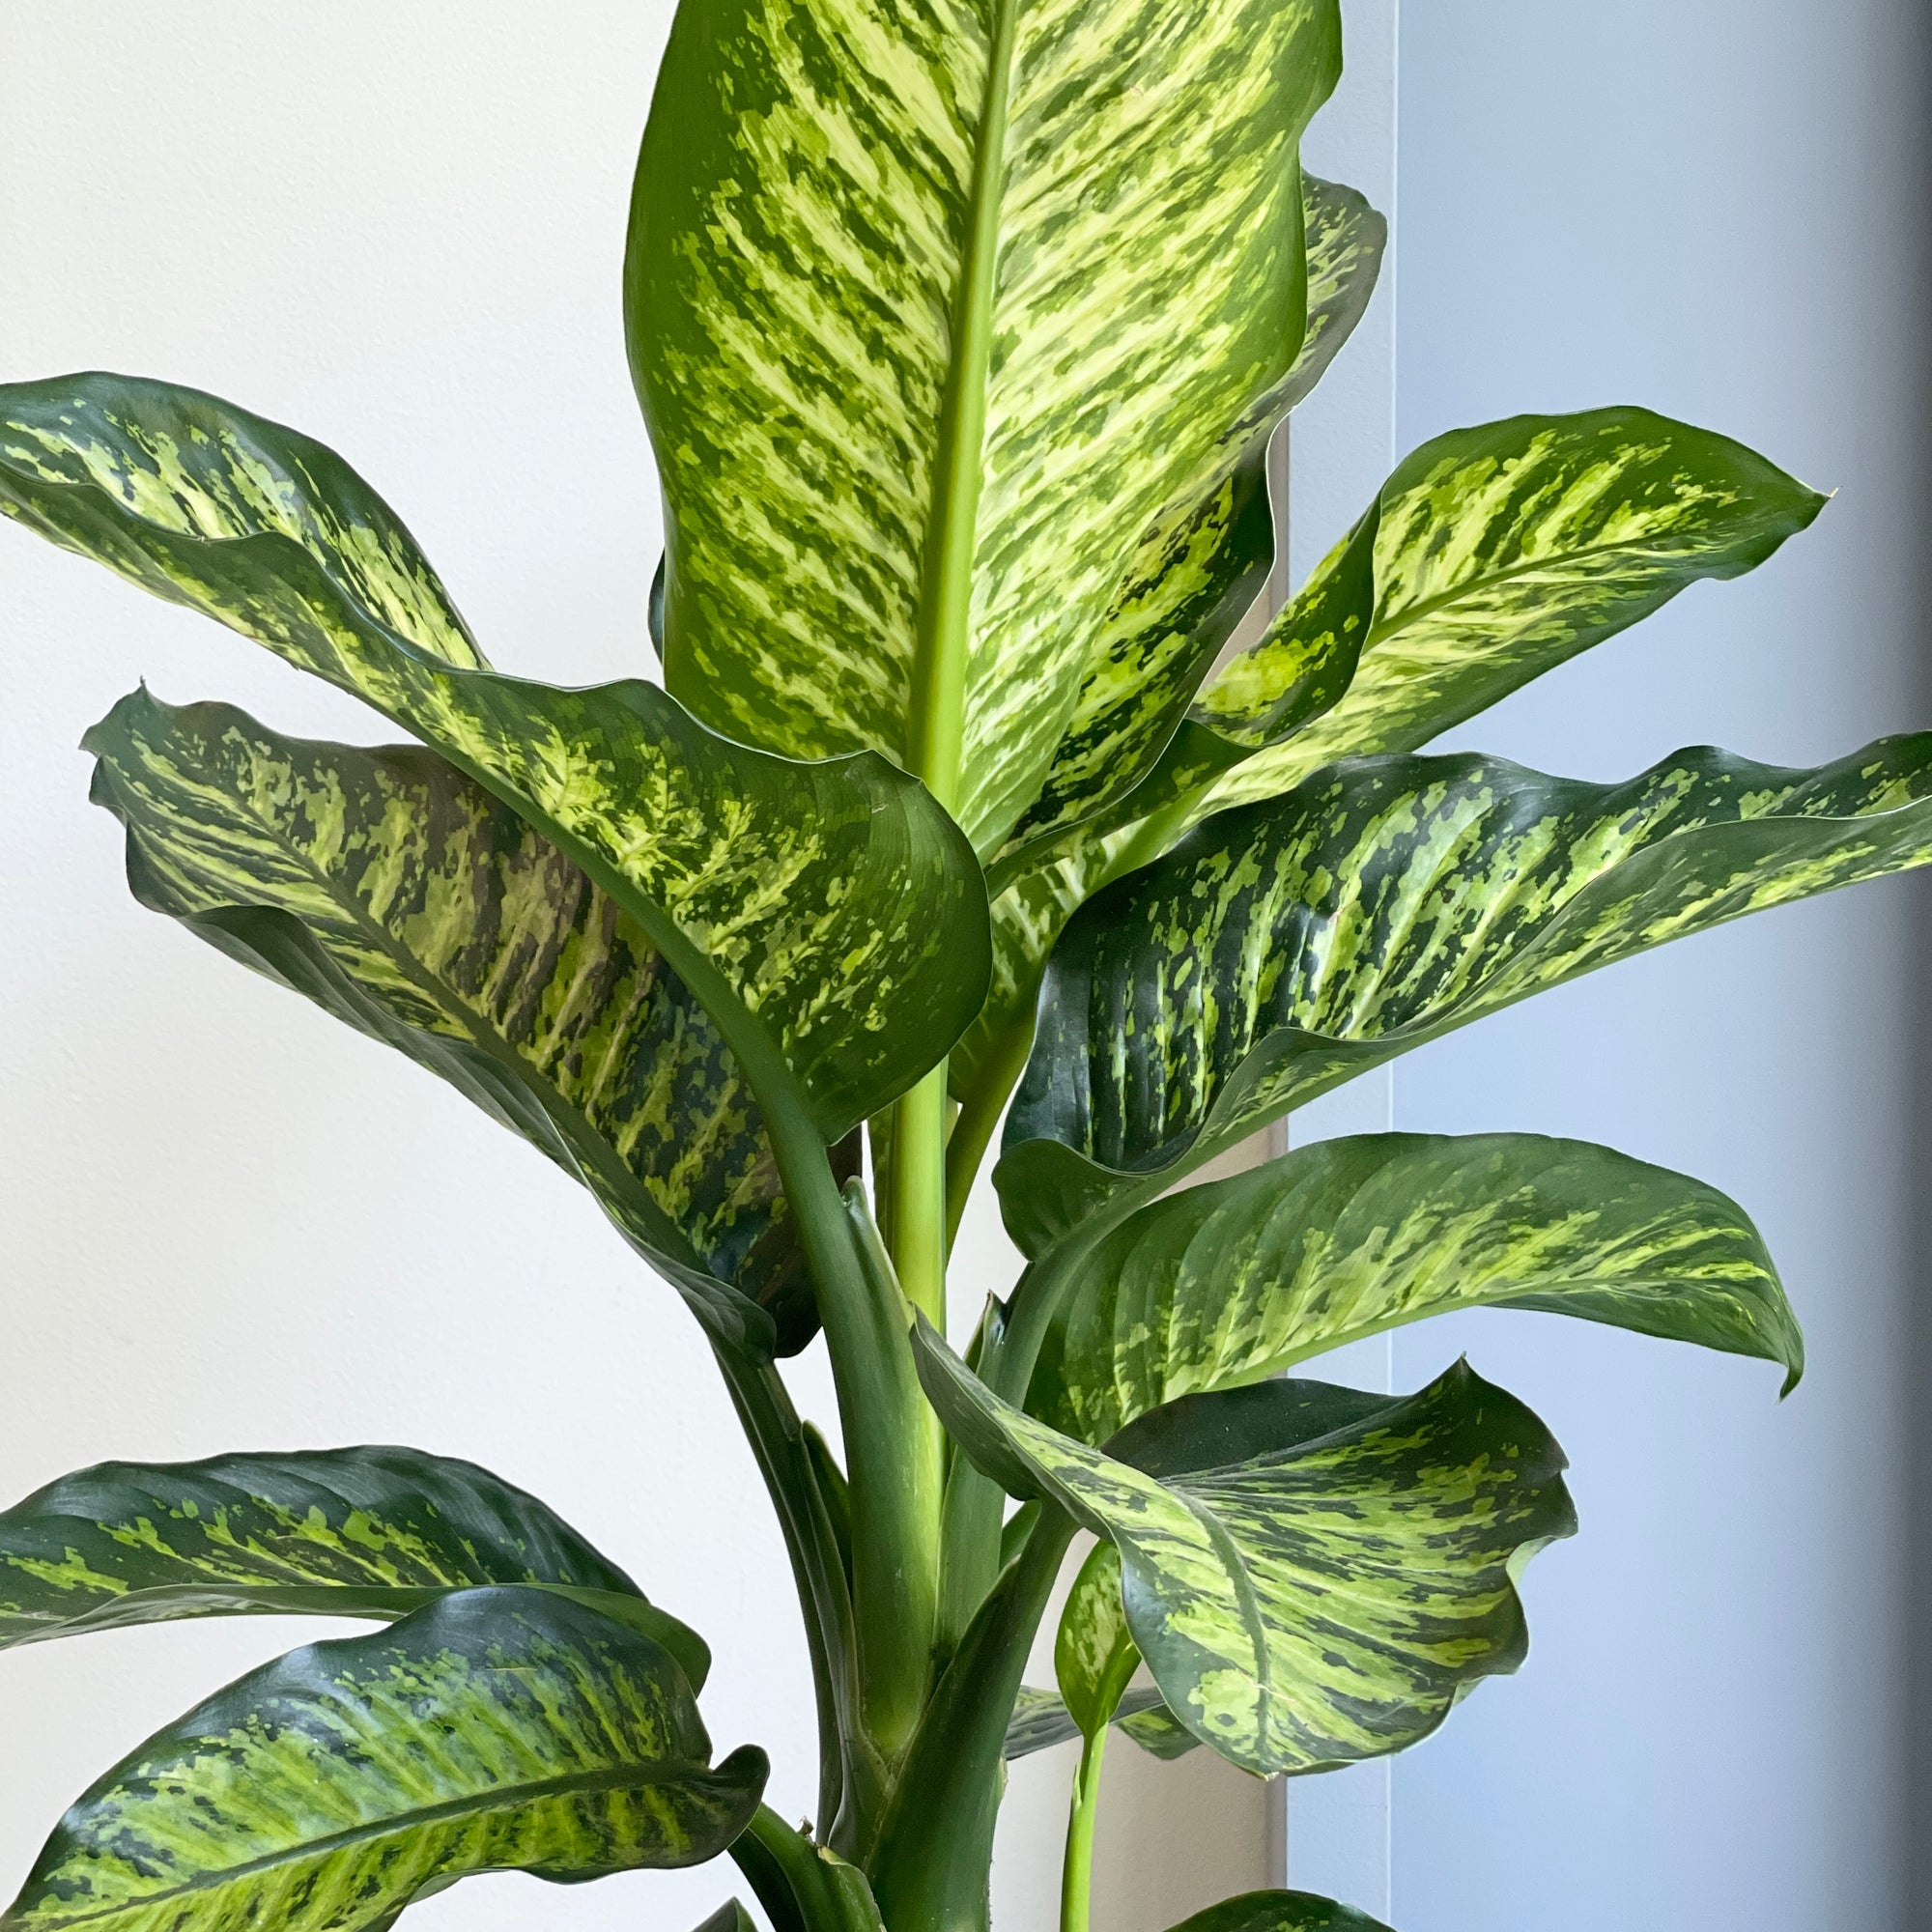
[888,1065,951,1324]
[1060,1725,1108,1932]
[868,1509,1077,1932]
[934,1210,1120,1652]
[761,1100,940,1797]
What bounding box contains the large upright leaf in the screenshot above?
[916,1323,1574,1775]
[994,173,1388,870]
[1192,407,1827,813]
[999,734,1932,1253]
[904,177,1384,1117]
[625,0,1344,855]
[87,689,847,1352]
[1030,1131,1801,1443]
[0,374,987,1140]
[0,1446,708,1689]
[0,1589,765,1932]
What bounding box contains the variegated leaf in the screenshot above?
[1194,407,1827,810]
[943,177,1388,1114]
[999,734,1932,1255]
[0,374,987,1141]
[995,174,1388,872]
[625,0,1344,854]
[0,1590,765,1932]
[1055,1541,1139,1739]
[1030,1131,1801,1444]
[946,831,1124,1127]
[961,400,1817,1082]
[0,1446,708,1690]
[86,688,848,1354]
[1003,1683,1180,1760]
[1165,1892,1395,1932]
[916,1322,1574,1775]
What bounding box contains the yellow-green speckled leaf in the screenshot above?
[994,175,1388,875]
[625,0,1343,857]
[0,374,987,1142]
[1193,407,1826,808]
[1002,1683,1187,1760]
[1054,1541,1139,1739]
[947,831,1126,1119]
[1030,1131,1801,1444]
[916,1322,1574,1775]
[0,1447,708,1690]
[998,733,1932,1255]
[1165,1891,1395,1932]
[86,689,850,1355]
[0,1589,765,1932]
[947,180,1385,1112]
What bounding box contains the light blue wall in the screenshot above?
[1376,6,1931,1930]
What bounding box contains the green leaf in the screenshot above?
[625,0,1345,856]
[948,835,1123,1122]
[1054,1542,1139,1739]
[694,1906,758,1932]
[0,1445,710,1691]
[998,733,1932,1254]
[1117,1699,1202,1761]
[1193,406,1827,810]
[1164,1891,1394,1932]
[728,1809,886,1932]
[1002,1684,1193,1762]
[0,1589,765,1932]
[1285,177,1388,414]
[916,1322,1574,1775]
[1030,1130,1801,1444]
[0,373,988,1142]
[962,399,1813,1070]
[993,174,1388,875]
[86,688,850,1355]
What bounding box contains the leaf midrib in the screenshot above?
[904,0,1018,809]
[1356,523,1753,664]
[22,1756,731,1927]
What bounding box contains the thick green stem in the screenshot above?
[889,1065,951,1322]
[1060,1726,1108,1932]
[868,1510,1077,1932]
[762,1100,939,1799]
[834,1180,945,1776]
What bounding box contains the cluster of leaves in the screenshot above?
[4,6,1928,1932]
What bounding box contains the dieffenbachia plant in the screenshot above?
[1,6,1918,1931]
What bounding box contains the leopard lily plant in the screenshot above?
[1,9,1920,1932]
